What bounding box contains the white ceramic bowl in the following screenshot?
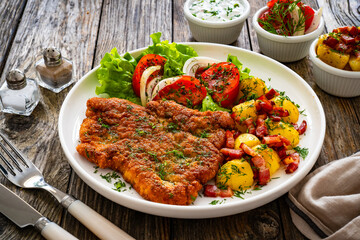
[253,6,324,62]
[183,0,250,44]
[309,39,360,97]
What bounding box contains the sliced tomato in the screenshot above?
[302,5,315,32]
[195,65,212,79]
[200,62,240,108]
[258,10,269,27]
[267,0,289,8]
[152,76,207,107]
[132,54,167,97]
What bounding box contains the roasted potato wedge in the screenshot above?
[253,144,281,176]
[316,43,350,69]
[234,133,261,149]
[272,96,299,124]
[349,55,360,71]
[266,120,299,149]
[217,159,254,190]
[232,100,257,132]
[238,77,268,100]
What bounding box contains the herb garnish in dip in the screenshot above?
[189,0,245,22]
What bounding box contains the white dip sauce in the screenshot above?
[189,0,245,22]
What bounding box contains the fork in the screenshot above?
[0,132,134,240]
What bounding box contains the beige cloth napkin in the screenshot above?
[287,151,360,240]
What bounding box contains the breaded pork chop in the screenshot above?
[76,97,235,205]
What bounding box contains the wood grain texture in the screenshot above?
[0,0,359,239]
[93,0,172,66]
[318,0,360,32]
[0,0,27,77]
[0,0,102,239]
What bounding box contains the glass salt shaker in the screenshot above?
[0,69,40,116]
[35,47,74,93]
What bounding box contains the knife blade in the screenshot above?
[0,183,78,240]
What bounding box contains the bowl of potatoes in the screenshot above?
[309,26,360,97]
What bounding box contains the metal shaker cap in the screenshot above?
[6,69,26,90]
[43,47,62,66]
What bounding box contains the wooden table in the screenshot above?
[0,0,359,239]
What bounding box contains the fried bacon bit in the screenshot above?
[255,96,273,113]
[225,130,235,148]
[265,88,279,100]
[347,26,359,37]
[295,120,307,135]
[233,131,241,140]
[285,153,300,174]
[341,35,356,45]
[220,148,245,159]
[240,143,257,157]
[203,185,233,198]
[240,143,270,185]
[272,106,289,117]
[283,156,295,165]
[262,135,291,148]
[276,146,287,160]
[243,118,256,135]
[255,114,268,138]
[256,96,289,123]
[252,156,270,185]
[323,36,339,49]
[269,114,281,122]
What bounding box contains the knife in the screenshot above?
[0,183,78,240]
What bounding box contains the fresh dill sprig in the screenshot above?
[258,0,307,36]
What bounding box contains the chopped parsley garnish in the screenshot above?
[157,162,167,180]
[100,171,121,183]
[113,179,127,192]
[135,128,149,136]
[166,150,186,159]
[233,188,249,199]
[209,199,226,205]
[294,146,309,159]
[167,122,180,133]
[199,130,210,138]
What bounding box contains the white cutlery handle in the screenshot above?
[67,200,134,240]
[41,222,78,240]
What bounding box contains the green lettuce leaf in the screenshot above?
[227,54,252,80]
[201,94,230,112]
[137,32,198,78]
[95,33,198,104]
[96,48,141,104]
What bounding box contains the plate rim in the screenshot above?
[58,42,326,219]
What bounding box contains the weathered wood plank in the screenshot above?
[64,1,173,239]
[0,0,26,76]
[319,0,360,32]
[0,0,102,239]
[1,0,359,239]
[171,201,284,240]
[93,0,172,66]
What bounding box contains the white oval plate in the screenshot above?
[59,43,326,219]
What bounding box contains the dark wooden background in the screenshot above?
[0,0,359,239]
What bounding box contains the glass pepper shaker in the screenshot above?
[35,47,74,93]
[0,69,40,116]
